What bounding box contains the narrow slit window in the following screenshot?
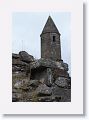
[53,36,56,42]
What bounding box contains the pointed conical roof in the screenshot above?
[41,16,60,35]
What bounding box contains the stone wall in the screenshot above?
[12,51,71,102]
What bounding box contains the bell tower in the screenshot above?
[40,16,61,61]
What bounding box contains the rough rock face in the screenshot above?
[19,51,34,63]
[28,80,40,87]
[30,58,60,69]
[30,58,68,70]
[52,85,71,102]
[12,51,71,102]
[55,77,69,88]
[12,51,33,73]
[36,84,52,96]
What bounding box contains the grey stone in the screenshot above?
[30,58,61,69]
[29,80,40,87]
[52,84,71,102]
[19,51,34,63]
[30,58,68,70]
[46,68,53,86]
[30,59,69,86]
[14,81,22,89]
[55,77,68,87]
[36,84,52,96]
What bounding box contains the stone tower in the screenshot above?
[40,16,61,61]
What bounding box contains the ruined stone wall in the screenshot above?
[12,51,71,102]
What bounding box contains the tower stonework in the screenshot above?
[40,16,61,61]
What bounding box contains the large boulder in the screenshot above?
[53,68,69,79]
[19,51,34,63]
[30,58,61,69]
[36,84,52,96]
[55,77,68,87]
[30,58,68,71]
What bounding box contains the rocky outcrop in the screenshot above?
[12,51,33,73]
[12,51,71,102]
[19,51,34,63]
[30,58,68,70]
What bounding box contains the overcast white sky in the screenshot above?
[12,12,71,75]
